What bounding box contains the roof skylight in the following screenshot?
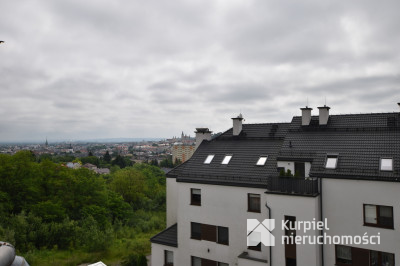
[380,158,393,171]
[325,155,338,169]
[256,156,268,166]
[204,155,215,164]
[221,155,232,165]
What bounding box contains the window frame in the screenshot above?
[363,204,394,229]
[191,256,202,266]
[248,193,261,213]
[190,188,201,206]
[164,250,174,266]
[221,155,233,165]
[256,156,268,166]
[217,226,229,245]
[335,245,352,265]
[380,157,393,171]
[204,154,215,164]
[325,154,338,169]
[191,222,202,240]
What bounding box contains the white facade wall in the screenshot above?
[151,243,177,266]
[155,176,400,266]
[322,178,400,265]
[175,182,271,266]
[265,193,321,266]
[166,178,178,227]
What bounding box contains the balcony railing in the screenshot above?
[267,176,319,196]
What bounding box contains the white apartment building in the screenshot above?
[151,104,400,266]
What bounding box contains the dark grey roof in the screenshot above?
[218,123,289,139]
[150,224,177,247]
[167,123,290,188]
[279,113,400,181]
[168,112,400,186]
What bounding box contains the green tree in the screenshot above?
[103,151,111,163]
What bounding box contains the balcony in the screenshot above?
[267,176,319,196]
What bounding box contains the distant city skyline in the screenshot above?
[1,0,399,142]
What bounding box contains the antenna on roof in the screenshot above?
[306,97,309,108]
[324,96,327,106]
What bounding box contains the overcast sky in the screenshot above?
[1,0,399,142]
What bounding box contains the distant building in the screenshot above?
[82,163,97,171]
[172,144,195,163]
[66,162,81,169]
[96,168,110,175]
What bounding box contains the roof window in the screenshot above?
[380,158,393,171]
[256,156,268,166]
[204,155,215,164]
[221,155,232,165]
[325,154,338,169]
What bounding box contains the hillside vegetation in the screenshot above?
[0,151,166,265]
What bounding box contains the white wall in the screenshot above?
[322,178,400,265]
[265,193,321,266]
[277,161,294,173]
[166,178,178,227]
[175,183,270,266]
[151,243,177,266]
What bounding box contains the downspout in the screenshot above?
[265,202,272,266]
[319,177,325,266]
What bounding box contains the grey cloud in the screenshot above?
[0,0,399,141]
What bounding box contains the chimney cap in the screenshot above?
[317,105,331,110]
[231,113,244,120]
[300,106,313,110]
[195,128,212,133]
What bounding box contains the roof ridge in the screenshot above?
[293,111,400,118]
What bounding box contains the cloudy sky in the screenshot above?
[1,0,399,142]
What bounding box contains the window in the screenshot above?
[191,256,202,266]
[325,154,338,169]
[256,156,268,166]
[380,158,393,171]
[217,226,229,245]
[371,251,395,266]
[164,250,173,266]
[218,263,228,266]
[204,155,215,164]
[364,204,394,229]
[336,245,352,264]
[294,162,305,177]
[201,224,217,242]
[221,155,232,164]
[191,188,201,206]
[336,245,394,266]
[191,222,202,240]
[248,193,261,213]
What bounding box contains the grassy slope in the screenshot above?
[22,230,157,266]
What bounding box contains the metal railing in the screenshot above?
[267,176,319,195]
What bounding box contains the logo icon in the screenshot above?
[247,219,275,247]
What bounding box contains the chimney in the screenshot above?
[195,128,212,149]
[300,106,312,126]
[317,105,330,125]
[232,113,244,136]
